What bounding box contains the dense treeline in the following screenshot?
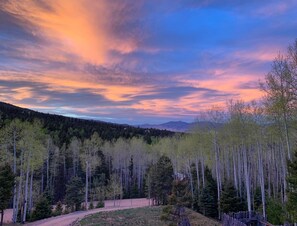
[0,103,175,224]
[0,102,174,145]
[0,116,177,223]
[0,40,297,225]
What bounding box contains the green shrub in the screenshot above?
[160,205,173,222]
[63,206,71,215]
[199,167,218,218]
[162,205,173,214]
[220,182,244,214]
[30,196,52,221]
[81,204,86,210]
[96,201,104,208]
[65,177,84,211]
[53,201,63,216]
[266,198,286,225]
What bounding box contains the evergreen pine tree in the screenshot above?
[169,179,192,207]
[266,198,286,225]
[287,150,297,222]
[150,155,174,205]
[30,196,52,221]
[253,187,262,211]
[65,177,84,211]
[0,164,15,226]
[199,167,218,218]
[220,182,243,214]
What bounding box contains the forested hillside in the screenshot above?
[0,102,174,145]
[0,39,297,226]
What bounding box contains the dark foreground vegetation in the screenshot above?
[1,39,297,226]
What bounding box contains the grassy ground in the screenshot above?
[185,208,221,226]
[77,206,221,226]
[3,224,21,226]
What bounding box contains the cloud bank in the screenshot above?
[0,0,296,124]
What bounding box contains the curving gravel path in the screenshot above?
[4,198,151,226]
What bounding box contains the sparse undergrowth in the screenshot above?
[75,206,221,226]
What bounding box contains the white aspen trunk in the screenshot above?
[215,150,220,200]
[113,184,116,207]
[195,157,200,192]
[51,155,57,198]
[243,147,251,213]
[41,163,44,192]
[22,152,30,223]
[226,158,230,181]
[124,159,128,192]
[73,156,76,177]
[187,159,194,200]
[28,169,34,213]
[172,157,176,176]
[137,163,141,191]
[13,150,23,223]
[85,161,88,210]
[12,131,17,222]
[257,143,266,218]
[272,145,277,199]
[148,173,151,206]
[267,160,271,198]
[109,156,112,176]
[120,163,123,200]
[214,135,221,201]
[90,167,92,203]
[218,148,224,197]
[215,145,221,219]
[201,158,205,188]
[233,153,238,191]
[237,149,242,198]
[63,155,66,180]
[120,175,123,205]
[72,145,77,177]
[266,146,271,198]
[46,140,49,189]
[283,112,291,160]
[280,143,287,202]
[140,167,144,194]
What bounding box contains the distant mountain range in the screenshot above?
[139,121,192,132]
[138,120,218,132]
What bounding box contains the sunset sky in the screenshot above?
[0,0,296,124]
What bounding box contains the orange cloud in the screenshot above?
[0,71,152,103]
[1,0,139,65]
[232,47,282,62]
[0,65,265,120]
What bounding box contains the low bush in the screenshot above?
[96,201,104,208]
[30,196,52,221]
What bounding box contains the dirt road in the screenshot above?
[4,198,150,226]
